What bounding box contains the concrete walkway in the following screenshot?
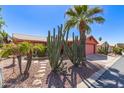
[77,55,121,88]
[32,60,49,87]
[92,56,124,88]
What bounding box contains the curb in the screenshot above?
[77,56,122,88]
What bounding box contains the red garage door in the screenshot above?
[86,44,95,55]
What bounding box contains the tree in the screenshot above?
[65,5,105,63]
[0,30,10,44]
[0,42,47,77]
[0,8,9,44]
[18,42,33,76]
[0,43,23,75]
[0,8,5,29]
[18,42,46,76]
[99,37,102,41]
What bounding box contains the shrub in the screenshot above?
[113,47,123,55]
[33,44,47,57]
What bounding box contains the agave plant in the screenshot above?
[47,24,66,73]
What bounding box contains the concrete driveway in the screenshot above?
[86,54,118,65]
[92,56,124,88]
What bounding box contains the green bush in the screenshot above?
[113,47,123,55]
[34,44,47,57]
[98,47,108,55]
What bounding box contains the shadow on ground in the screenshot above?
[93,67,124,88]
[46,62,104,88]
[4,63,16,69]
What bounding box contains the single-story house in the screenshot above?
[12,33,98,55]
[13,33,47,45]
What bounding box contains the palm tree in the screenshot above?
[0,30,9,44]
[18,42,33,76]
[0,42,46,78]
[65,5,105,62]
[0,8,5,29]
[0,8,7,44]
[18,42,45,76]
[0,43,23,75]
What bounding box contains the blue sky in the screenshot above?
[1,5,124,44]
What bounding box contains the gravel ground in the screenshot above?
[0,57,105,88]
[42,60,104,88]
[0,58,40,88]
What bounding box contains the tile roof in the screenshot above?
[13,33,47,42]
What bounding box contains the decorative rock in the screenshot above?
[40,61,48,64]
[22,60,27,63]
[32,79,42,86]
[40,67,46,69]
[33,61,39,64]
[37,69,45,73]
[34,73,45,78]
[44,60,49,62]
[40,64,47,66]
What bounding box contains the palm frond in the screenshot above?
[65,8,77,18]
[92,16,105,24]
[84,24,91,34]
[87,7,103,17]
[0,44,15,58]
[74,5,82,15]
[18,42,33,55]
[64,17,78,31]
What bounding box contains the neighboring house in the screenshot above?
[97,41,114,53]
[116,43,124,48]
[12,33,98,55]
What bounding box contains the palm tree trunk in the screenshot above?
[79,21,87,66]
[79,31,87,67]
[80,31,86,60]
[24,53,32,76]
[12,56,15,65]
[17,55,22,75]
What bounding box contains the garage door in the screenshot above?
[86,44,95,55]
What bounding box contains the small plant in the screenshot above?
[47,24,66,73]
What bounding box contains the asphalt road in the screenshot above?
[92,56,124,88]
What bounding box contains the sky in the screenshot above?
[1,5,124,44]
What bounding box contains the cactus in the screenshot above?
[47,24,66,72]
[63,31,83,67]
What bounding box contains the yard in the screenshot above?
[0,54,119,88]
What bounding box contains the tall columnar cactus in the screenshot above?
[47,24,66,72]
[63,31,83,66]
